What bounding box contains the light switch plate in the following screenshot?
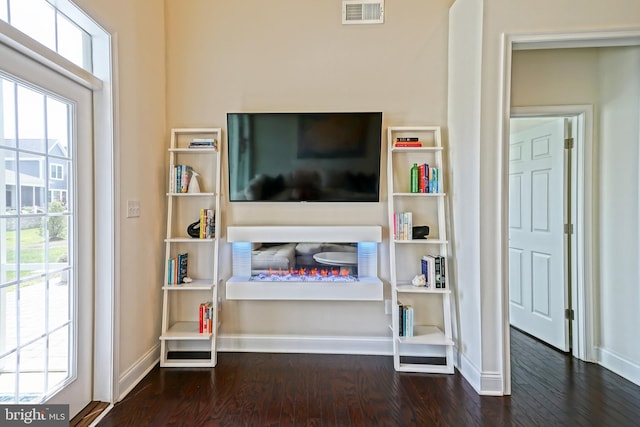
[127,200,140,218]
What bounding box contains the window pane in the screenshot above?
[1,217,17,282]
[46,97,69,156]
[1,149,17,211]
[9,0,56,51]
[0,352,17,403]
[19,279,46,344]
[56,12,87,70]
[47,159,70,210]
[0,1,7,22]
[18,338,46,402]
[49,271,69,330]
[48,326,69,390]
[0,284,18,352]
[16,153,46,210]
[17,85,46,152]
[1,78,17,148]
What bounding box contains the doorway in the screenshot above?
[508,108,589,357]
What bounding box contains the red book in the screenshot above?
[394,142,422,147]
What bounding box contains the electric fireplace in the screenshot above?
[226,226,383,301]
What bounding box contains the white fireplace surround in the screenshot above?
[226,225,383,301]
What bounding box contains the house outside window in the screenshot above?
[50,163,63,180]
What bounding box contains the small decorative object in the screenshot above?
[412,274,427,287]
[412,225,430,239]
[187,220,200,238]
[183,277,193,283]
[188,171,201,193]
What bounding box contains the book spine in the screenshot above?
[407,306,414,337]
[208,304,213,333]
[442,256,446,288]
[207,209,214,238]
[199,303,204,333]
[398,304,404,337]
[178,252,188,284]
[396,137,419,142]
[435,256,442,288]
[199,208,205,239]
[423,163,429,193]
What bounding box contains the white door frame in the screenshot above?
[510,106,593,361]
[499,28,640,395]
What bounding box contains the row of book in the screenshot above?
[397,303,414,337]
[169,164,194,193]
[199,208,215,239]
[421,255,446,288]
[412,163,439,193]
[189,138,217,149]
[199,301,214,334]
[393,212,413,240]
[167,252,188,285]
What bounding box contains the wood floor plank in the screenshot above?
[96,329,640,426]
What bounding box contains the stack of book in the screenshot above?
[189,138,217,149]
[412,163,439,193]
[393,211,413,240]
[169,164,193,193]
[421,255,446,288]
[199,301,213,334]
[167,252,188,285]
[397,303,414,337]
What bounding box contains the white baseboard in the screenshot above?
[458,353,481,393]
[217,334,393,355]
[117,343,160,401]
[457,353,504,395]
[479,371,504,395]
[598,346,640,387]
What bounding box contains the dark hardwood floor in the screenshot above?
[96,328,640,426]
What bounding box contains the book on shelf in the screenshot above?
[395,142,422,148]
[434,255,446,288]
[393,212,413,240]
[397,303,414,337]
[199,301,213,334]
[169,164,194,193]
[398,303,404,337]
[167,252,188,285]
[421,255,436,288]
[429,167,439,193]
[189,138,217,149]
[396,137,419,142]
[199,208,215,239]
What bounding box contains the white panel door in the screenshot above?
[0,43,93,416]
[509,118,568,351]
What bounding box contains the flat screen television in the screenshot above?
[227,112,383,202]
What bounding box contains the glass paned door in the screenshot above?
[0,41,93,416]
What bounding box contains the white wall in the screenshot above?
[164,0,455,347]
[449,0,640,394]
[597,47,640,383]
[75,0,167,397]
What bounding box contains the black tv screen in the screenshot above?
[227,112,382,202]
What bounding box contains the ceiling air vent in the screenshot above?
[342,0,384,25]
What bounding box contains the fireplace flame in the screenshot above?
[253,265,357,282]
